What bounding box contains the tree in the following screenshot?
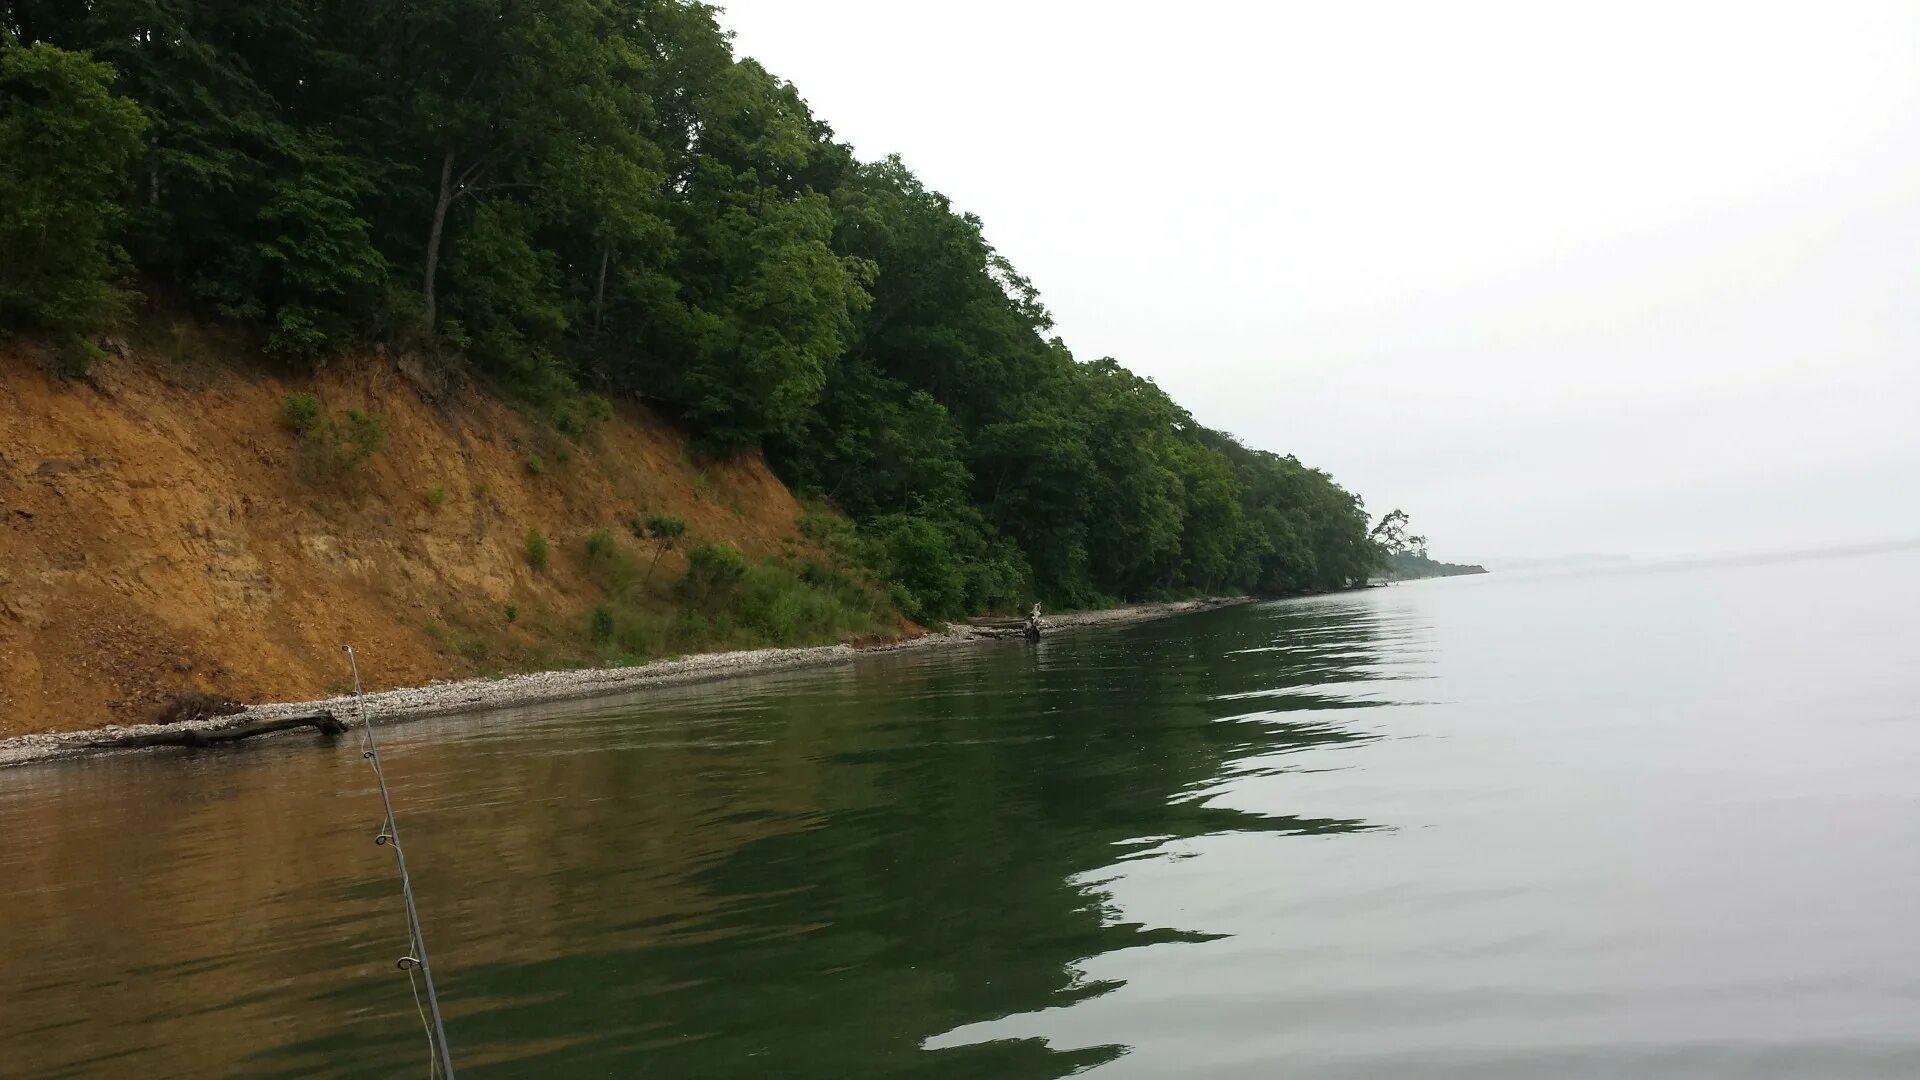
[863,513,969,623]
[970,409,1096,604]
[1168,438,1246,592]
[632,513,689,582]
[0,40,148,363]
[677,192,871,449]
[1369,509,1427,559]
[0,0,1388,617]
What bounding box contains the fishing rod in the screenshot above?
[344,645,458,1080]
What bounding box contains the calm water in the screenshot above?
[6,544,1920,1078]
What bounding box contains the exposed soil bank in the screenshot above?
[0,343,832,740]
[0,597,1250,768]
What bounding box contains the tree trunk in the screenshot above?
[422,149,456,335]
[87,711,347,749]
[594,241,612,331]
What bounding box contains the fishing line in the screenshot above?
[345,644,457,1080]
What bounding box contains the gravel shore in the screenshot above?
[0,597,1250,768]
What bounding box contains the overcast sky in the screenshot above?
[720,0,1920,563]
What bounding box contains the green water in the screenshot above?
[6,544,1920,1078]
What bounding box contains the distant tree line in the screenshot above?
[1384,552,1488,581]
[0,0,1382,617]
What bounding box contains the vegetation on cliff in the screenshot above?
[1,1,1384,618]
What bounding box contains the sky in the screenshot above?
[718,0,1920,563]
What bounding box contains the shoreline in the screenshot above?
[0,597,1251,769]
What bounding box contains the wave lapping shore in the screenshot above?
[0,598,1250,768]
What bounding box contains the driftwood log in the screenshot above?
[90,711,347,749]
[969,603,1046,639]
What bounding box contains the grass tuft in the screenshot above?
[524,528,549,571]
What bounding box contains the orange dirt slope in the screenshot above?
[0,343,821,737]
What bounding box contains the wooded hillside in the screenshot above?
[0,1,1381,617]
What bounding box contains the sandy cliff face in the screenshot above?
[0,345,815,737]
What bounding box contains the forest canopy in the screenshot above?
[0,0,1383,616]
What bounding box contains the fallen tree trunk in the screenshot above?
[89,711,347,749]
[965,620,1043,632]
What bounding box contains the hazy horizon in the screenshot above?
[721,0,1920,563]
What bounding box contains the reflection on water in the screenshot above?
[0,601,1402,1079]
[8,544,1920,1078]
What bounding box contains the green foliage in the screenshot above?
[53,336,104,378]
[595,559,889,657]
[678,194,873,453]
[863,514,968,623]
[424,616,490,663]
[631,513,688,543]
[1169,439,1245,591]
[550,393,614,439]
[504,603,518,623]
[1369,509,1427,560]
[726,558,877,645]
[794,500,1023,622]
[681,541,751,599]
[343,409,385,459]
[0,42,148,353]
[254,161,389,358]
[280,393,321,435]
[584,529,615,559]
[588,603,615,643]
[426,483,448,510]
[557,517,891,658]
[284,398,385,485]
[798,503,861,564]
[629,512,689,582]
[9,0,1383,612]
[629,507,675,534]
[524,529,550,572]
